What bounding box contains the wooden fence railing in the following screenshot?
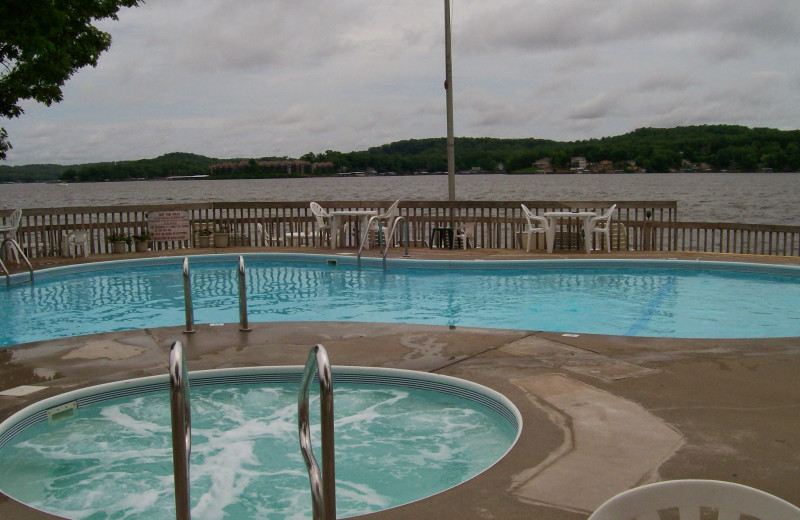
[1,200,798,258]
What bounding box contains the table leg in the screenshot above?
[583,218,593,253]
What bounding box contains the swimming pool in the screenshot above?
[2,254,800,343]
[0,366,520,520]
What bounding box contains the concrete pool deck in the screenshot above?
[1,248,799,519]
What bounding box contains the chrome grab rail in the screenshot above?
[169,341,192,520]
[237,256,251,331]
[0,238,34,287]
[357,215,385,268]
[182,258,195,333]
[382,216,409,270]
[298,344,336,520]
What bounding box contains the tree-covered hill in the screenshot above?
[1,125,798,183]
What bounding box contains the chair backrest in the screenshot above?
[521,204,549,229]
[382,199,400,219]
[4,208,22,233]
[68,230,88,244]
[588,480,800,520]
[596,203,617,223]
[309,202,330,228]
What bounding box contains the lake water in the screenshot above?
[2,172,799,225]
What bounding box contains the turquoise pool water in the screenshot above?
[2,254,800,344]
[0,367,519,520]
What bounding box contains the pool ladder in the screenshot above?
[0,238,34,287]
[181,256,251,333]
[357,215,409,270]
[168,341,336,520]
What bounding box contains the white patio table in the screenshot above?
[327,209,378,249]
[543,210,598,253]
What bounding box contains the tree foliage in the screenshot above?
[0,0,141,159]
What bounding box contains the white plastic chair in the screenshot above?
[588,479,800,520]
[370,199,401,247]
[65,230,90,257]
[0,208,22,263]
[520,204,554,253]
[256,223,283,247]
[453,221,475,249]
[310,201,337,247]
[587,203,617,252]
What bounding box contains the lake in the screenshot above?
[2,172,799,226]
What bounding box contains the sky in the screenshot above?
[3,0,800,166]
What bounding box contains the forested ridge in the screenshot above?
[1,125,798,183]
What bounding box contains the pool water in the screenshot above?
[2,255,800,344]
[0,373,518,520]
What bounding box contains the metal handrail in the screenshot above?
[182,258,195,333]
[357,215,385,268]
[169,340,192,520]
[237,256,251,331]
[298,344,336,520]
[382,216,410,270]
[0,238,34,287]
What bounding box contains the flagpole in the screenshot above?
[444,0,456,201]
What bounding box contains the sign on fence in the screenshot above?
[147,211,191,241]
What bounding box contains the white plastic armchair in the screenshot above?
[520,204,554,253]
[370,199,401,247]
[0,208,22,262]
[309,202,334,246]
[587,203,617,252]
[588,480,800,520]
[65,230,90,257]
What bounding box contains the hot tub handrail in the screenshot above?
[169,340,192,520]
[382,216,410,270]
[182,258,195,333]
[237,255,251,332]
[298,344,336,520]
[1,238,34,287]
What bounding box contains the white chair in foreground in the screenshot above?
[256,223,283,247]
[588,479,800,520]
[64,230,90,257]
[586,203,617,252]
[520,204,554,253]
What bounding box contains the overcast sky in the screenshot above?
[3,0,799,165]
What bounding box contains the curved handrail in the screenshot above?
[382,216,409,270]
[182,258,195,333]
[169,340,192,520]
[298,344,336,520]
[0,238,34,287]
[357,215,384,269]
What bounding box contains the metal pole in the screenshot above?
[444,0,456,202]
[169,340,192,520]
[182,258,195,333]
[237,256,251,331]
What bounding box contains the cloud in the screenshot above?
[3,0,799,165]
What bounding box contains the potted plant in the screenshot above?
[107,232,132,254]
[214,224,229,248]
[133,231,151,252]
[198,228,212,248]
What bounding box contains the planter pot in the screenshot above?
[111,241,127,254]
[134,240,149,252]
[198,235,211,248]
[214,232,229,248]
